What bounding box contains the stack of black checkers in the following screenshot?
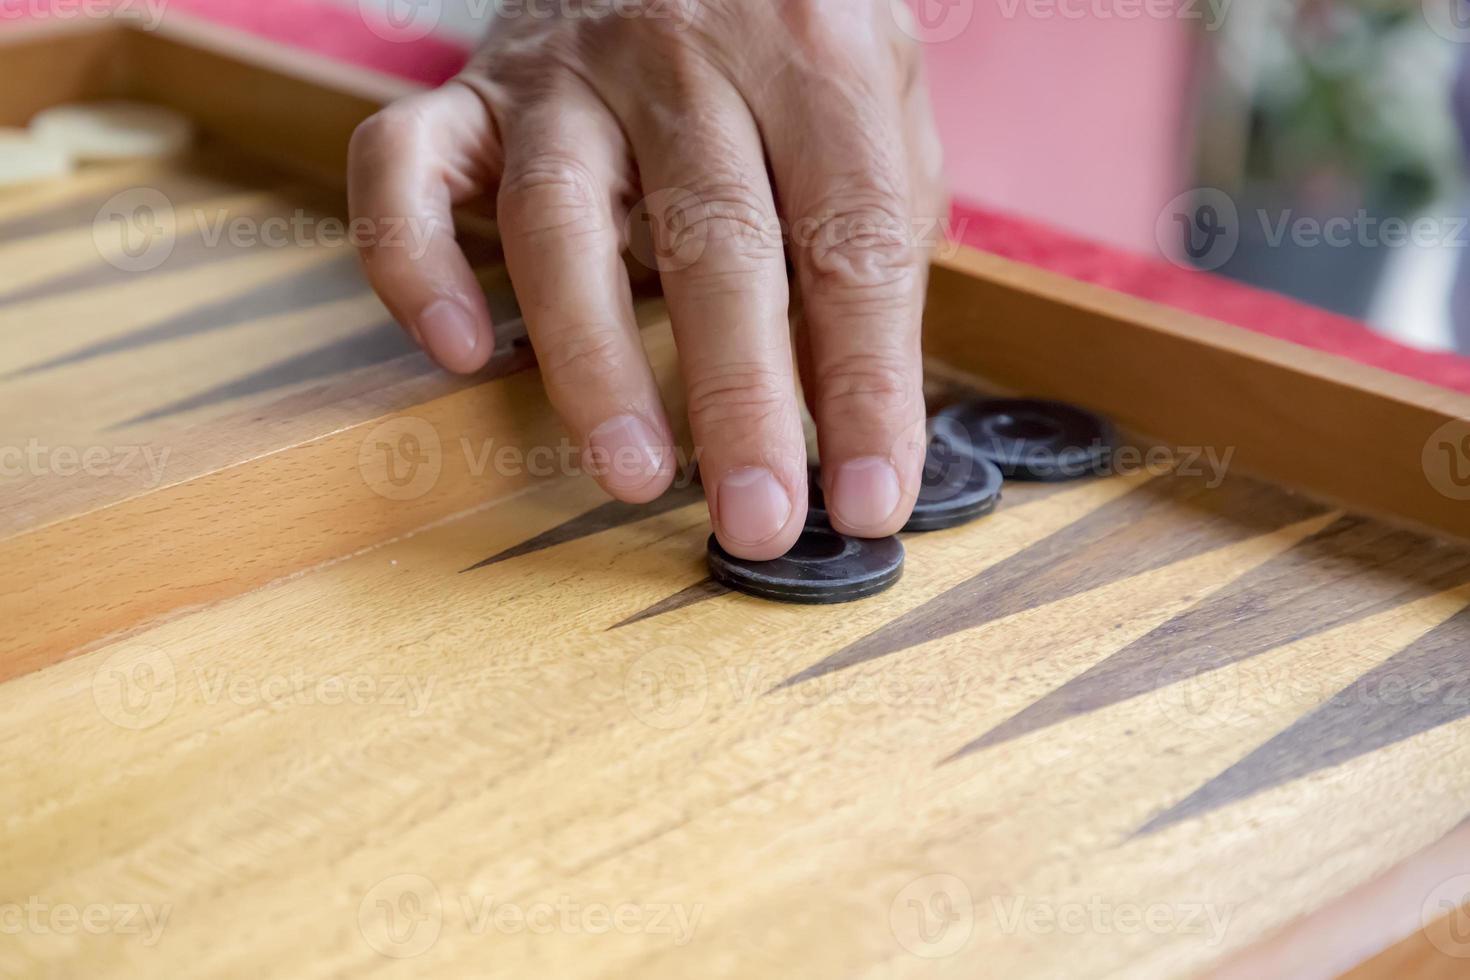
[708,398,1115,605]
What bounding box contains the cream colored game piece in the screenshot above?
[29,100,194,161]
[0,127,73,186]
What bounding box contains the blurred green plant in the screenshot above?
[1203,0,1461,209]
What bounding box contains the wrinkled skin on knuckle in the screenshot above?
[349,102,428,175]
[815,351,921,422]
[498,150,609,240]
[673,176,783,268]
[537,325,630,391]
[685,365,795,431]
[801,195,921,299]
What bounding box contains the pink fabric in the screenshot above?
[952,202,1470,395]
[9,0,1470,394]
[143,0,473,84]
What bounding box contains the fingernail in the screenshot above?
[831,456,901,532]
[588,415,666,494]
[415,298,481,370]
[717,467,792,547]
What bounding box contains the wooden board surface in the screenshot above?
[4,340,1470,977]
[8,17,1470,978]
[0,148,521,493]
[0,135,540,677]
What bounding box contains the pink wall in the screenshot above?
[6,0,1198,255]
[920,6,1197,253]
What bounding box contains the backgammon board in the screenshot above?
[4,15,1470,980]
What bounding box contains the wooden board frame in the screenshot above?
[5,14,1470,977]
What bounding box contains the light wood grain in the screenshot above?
[1215,823,1470,979]
[6,22,1470,980]
[925,249,1470,545]
[123,14,416,188]
[3,458,1469,978]
[0,20,127,124]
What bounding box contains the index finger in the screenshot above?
[347,83,501,373]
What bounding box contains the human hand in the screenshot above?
[348,0,946,559]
